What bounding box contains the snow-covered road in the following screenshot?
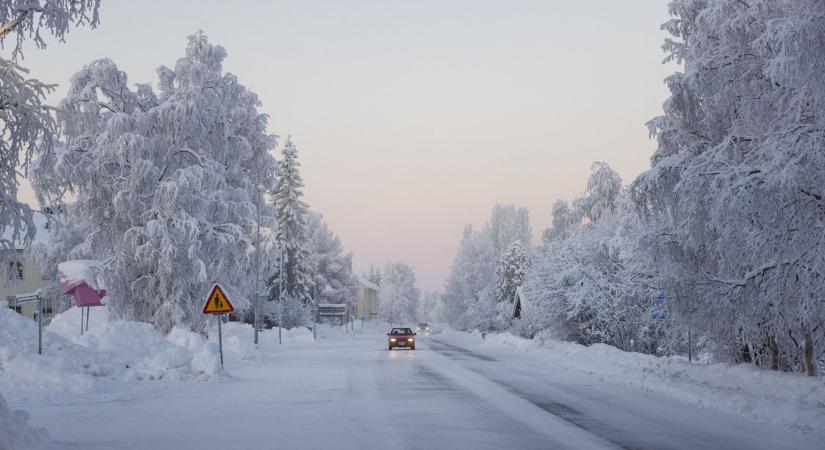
[15,329,818,450]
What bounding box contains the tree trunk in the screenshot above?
[767,334,779,371]
[802,329,816,377]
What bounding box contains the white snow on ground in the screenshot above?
[4,312,823,449]
[0,393,46,450]
[1,305,220,400]
[437,327,825,439]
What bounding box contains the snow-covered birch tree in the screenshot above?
[632,0,825,375]
[378,261,420,325]
[0,0,100,254]
[33,32,278,332]
[306,211,356,306]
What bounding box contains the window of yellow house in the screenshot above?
[8,261,23,280]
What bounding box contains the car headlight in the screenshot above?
[390,338,396,342]
[407,338,413,342]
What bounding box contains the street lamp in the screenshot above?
[254,185,263,346]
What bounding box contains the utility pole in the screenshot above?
[313,282,317,341]
[254,183,262,346]
[279,248,283,345]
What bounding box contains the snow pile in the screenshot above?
[0,393,46,450]
[0,306,228,398]
[48,307,224,382]
[439,328,825,438]
[0,305,98,394]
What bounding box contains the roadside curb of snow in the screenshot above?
[438,329,825,439]
[0,392,47,450]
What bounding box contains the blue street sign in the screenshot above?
[650,291,668,321]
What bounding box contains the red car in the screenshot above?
[387,327,416,350]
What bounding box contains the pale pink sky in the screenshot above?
[17,0,675,290]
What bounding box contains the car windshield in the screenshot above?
[418,323,428,327]
[391,328,412,335]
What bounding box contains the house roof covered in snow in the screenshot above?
[358,277,379,290]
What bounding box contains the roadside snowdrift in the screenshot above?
[0,393,46,450]
[439,328,825,438]
[0,306,225,398]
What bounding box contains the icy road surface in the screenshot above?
[16,329,818,450]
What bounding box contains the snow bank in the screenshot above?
[438,328,825,438]
[0,393,46,450]
[0,306,231,400]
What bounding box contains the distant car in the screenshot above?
[387,327,416,350]
[416,322,431,335]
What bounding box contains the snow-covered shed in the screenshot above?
[512,286,528,320]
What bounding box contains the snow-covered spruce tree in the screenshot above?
[633,0,825,375]
[33,33,278,332]
[266,138,314,327]
[378,261,420,325]
[494,241,529,304]
[0,0,100,254]
[306,211,356,306]
[491,240,529,330]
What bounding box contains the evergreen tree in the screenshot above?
[494,241,529,304]
[267,138,314,325]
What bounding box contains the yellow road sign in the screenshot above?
[202,284,235,314]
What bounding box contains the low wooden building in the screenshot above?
[354,277,379,320]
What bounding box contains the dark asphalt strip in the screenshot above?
[428,340,666,450]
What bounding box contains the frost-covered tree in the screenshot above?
[441,224,496,330]
[419,290,443,323]
[632,0,825,375]
[378,261,420,325]
[366,264,382,287]
[494,240,529,305]
[0,0,100,254]
[306,211,355,305]
[526,163,656,350]
[541,200,577,245]
[33,32,278,332]
[442,204,531,331]
[266,138,314,326]
[488,203,532,258]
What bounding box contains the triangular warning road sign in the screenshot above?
[202,284,235,314]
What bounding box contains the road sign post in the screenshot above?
[37,293,42,355]
[16,292,43,354]
[202,283,235,372]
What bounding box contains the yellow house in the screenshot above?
[354,278,379,320]
[1,213,57,323]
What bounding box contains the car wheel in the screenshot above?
[410,344,415,350]
[388,345,393,351]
